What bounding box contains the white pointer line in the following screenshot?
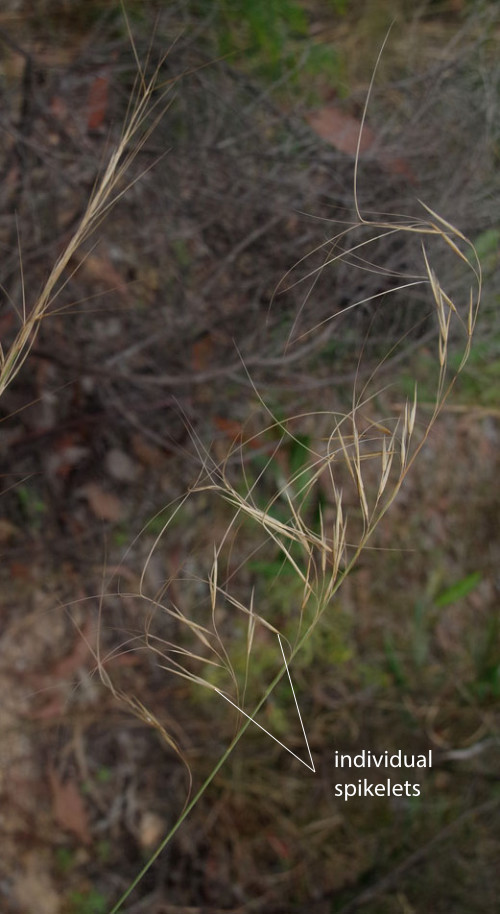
[277,634,315,772]
[214,633,315,773]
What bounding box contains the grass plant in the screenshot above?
[0,11,487,913]
[97,43,480,914]
[99,204,479,909]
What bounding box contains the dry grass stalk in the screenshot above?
[0,38,177,399]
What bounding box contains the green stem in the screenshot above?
[108,540,382,912]
[108,656,292,913]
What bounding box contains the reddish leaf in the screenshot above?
[267,832,292,860]
[10,561,32,579]
[48,766,91,845]
[0,309,15,338]
[49,95,67,120]
[106,652,140,668]
[87,74,109,130]
[214,416,244,440]
[306,104,416,182]
[49,433,89,480]
[51,624,92,680]
[77,253,129,299]
[213,416,263,450]
[305,105,375,155]
[379,153,416,183]
[28,694,64,721]
[82,482,123,521]
[131,433,165,468]
[192,335,214,371]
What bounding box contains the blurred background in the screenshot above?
[0,1,499,912]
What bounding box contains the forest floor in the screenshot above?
[0,2,499,913]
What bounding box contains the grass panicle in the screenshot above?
[101,195,479,912]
